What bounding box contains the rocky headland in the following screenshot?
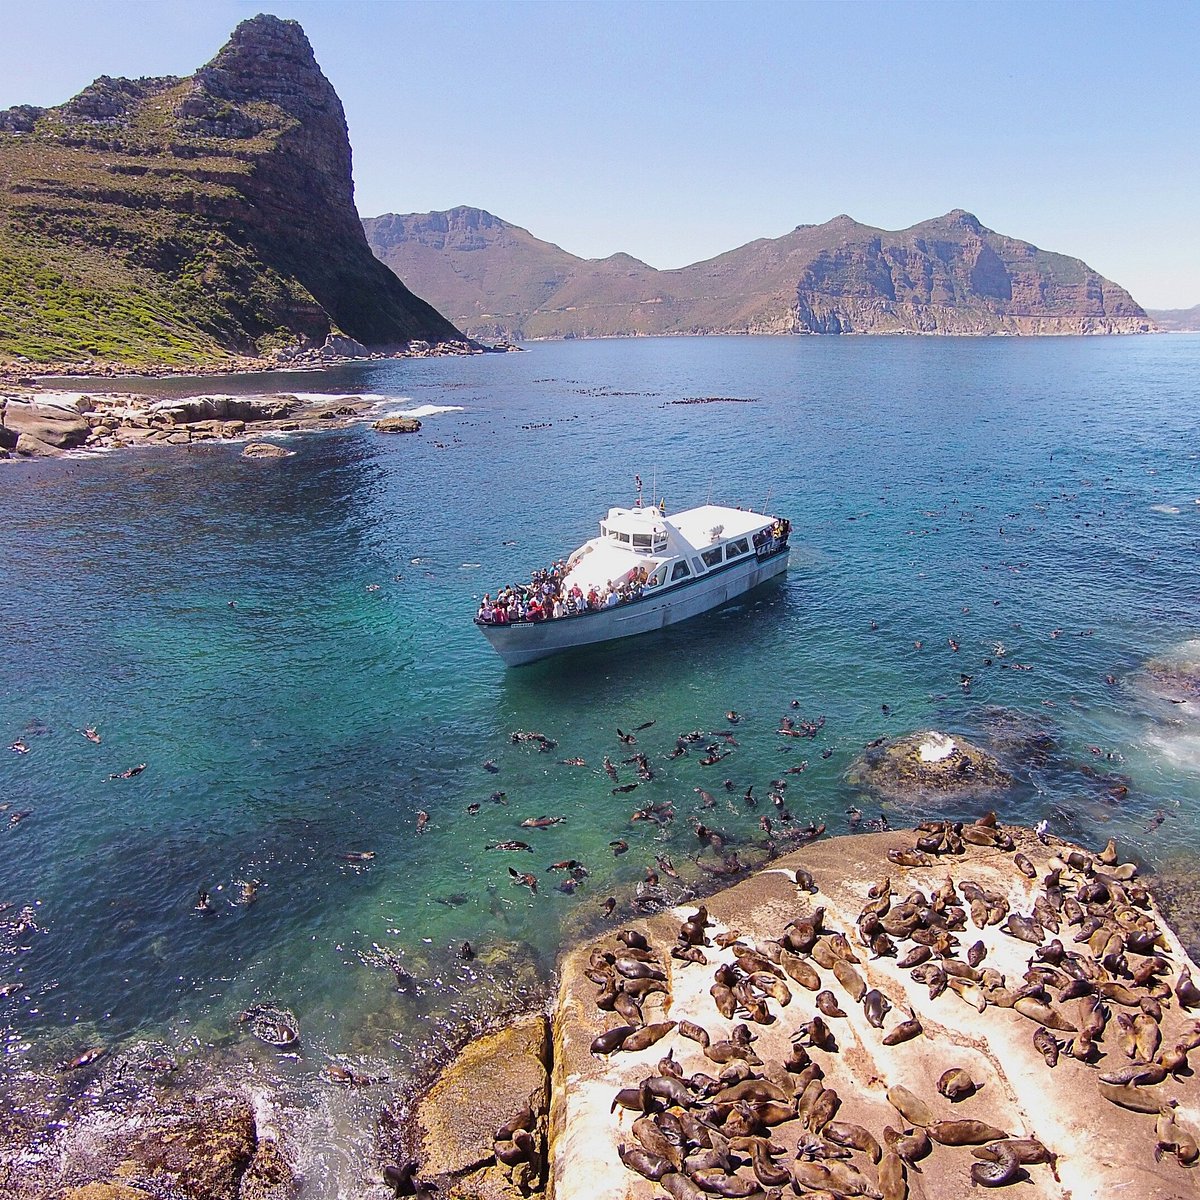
[0,388,426,460]
[0,16,470,373]
[363,206,1155,342]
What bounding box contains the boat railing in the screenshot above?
[753,519,791,560]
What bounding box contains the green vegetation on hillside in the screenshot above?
[0,15,461,368]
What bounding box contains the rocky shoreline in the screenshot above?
[0,389,427,462]
[0,332,528,462]
[448,823,1200,1200]
[0,333,517,390]
[10,817,1198,1200]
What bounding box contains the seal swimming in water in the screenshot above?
[508,868,538,894]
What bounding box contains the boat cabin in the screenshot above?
[564,503,787,596]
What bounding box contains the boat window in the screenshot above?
[671,560,691,582]
[618,532,631,544]
[701,547,724,568]
[645,566,665,588]
[633,533,653,549]
[726,538,750,560]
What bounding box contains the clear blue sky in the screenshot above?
[2,0,1196,308]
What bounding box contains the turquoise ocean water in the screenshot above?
[1,334,1198,1188]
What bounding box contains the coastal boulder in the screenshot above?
[318,334,369,359]
[414,1014,550,1191]
[373,416,420,434]
[61,1187,153,1200]
[1,399,90,449]
[14,432,64,457]
[49,1095,258,1200]
[846,729,1012,803]
[238,1137,298,1200]
[154,396,296,425]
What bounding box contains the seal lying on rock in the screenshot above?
[556,820,1200,1200]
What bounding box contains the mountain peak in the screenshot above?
[195,13,332,119]
[937,209,984,233]
[443,206,511,230]
[0,14,465,364]
[365,206,1151,341]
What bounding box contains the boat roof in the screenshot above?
[564,540,646,592]
[666,503,774,547]
[603,503,771,543]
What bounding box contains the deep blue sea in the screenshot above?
[2,334,1198,1189]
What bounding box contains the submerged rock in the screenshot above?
[1140,641,1200,704]
[846,729,1012,803]
[241,441,293,459]
[373,416,421,434]
[972,705,1060,769]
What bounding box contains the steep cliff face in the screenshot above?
[0,15,463,366]
[364,207,1152,341]
[788,211,1150,335]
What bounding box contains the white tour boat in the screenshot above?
[475,498,791,666]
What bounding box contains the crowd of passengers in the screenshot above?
[476,561,651,625]
[752,517,791,555]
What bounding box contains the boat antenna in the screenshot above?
[634,474,643,507]
[762,486,773,515]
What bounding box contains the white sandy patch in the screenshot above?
[917,731,957,762]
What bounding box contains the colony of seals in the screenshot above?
[548,823,1200,1199]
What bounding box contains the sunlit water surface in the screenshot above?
[2,335,1198,1192]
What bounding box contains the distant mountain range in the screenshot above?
[0,15,463,368]
[1145,305,1200,332]
[363,207,1153,342]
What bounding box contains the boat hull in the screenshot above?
[477,548,789,666]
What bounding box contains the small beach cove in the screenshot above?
[1,334,1198,1196]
